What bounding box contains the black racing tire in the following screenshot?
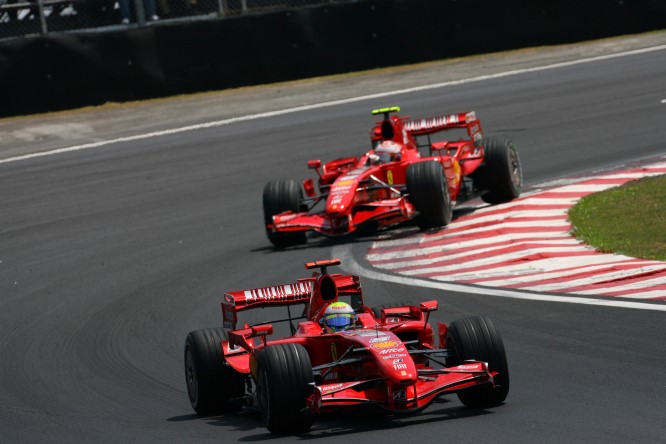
[257,343,314,435]
[406,161,452,230]
[473,136,522,204]
[184,328,245,415]
[446,315,509,408]
[262,179,308,248]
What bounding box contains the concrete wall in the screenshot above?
[1,0,665,117]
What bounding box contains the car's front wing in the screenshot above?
[305,361,495,414]
[271,197,415,236]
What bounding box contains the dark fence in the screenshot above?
[1,0,665,117]
[0,0,334,39]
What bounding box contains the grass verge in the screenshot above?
[568,174,666,261]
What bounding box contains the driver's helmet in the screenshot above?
[374,140,402,163]
[321,302,356,332]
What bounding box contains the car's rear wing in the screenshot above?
[221,259,363,329]
[404,111,483,141]
[222,279,312,328]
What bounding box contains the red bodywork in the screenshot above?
[219,259,496,414]
[268,110,485,236]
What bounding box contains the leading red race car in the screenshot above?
[263,106,522,247]
[184,259,509,435]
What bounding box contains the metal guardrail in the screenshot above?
[0,0,349,40]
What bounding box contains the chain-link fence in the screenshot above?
[0,0,353,40]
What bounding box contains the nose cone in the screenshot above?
[326,174,361,214]
[364,335,417,383]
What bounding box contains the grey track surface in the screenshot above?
[1,31,666,443]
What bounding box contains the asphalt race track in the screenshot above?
[1,33,665,443]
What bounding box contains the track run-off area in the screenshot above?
[364,159,666,300]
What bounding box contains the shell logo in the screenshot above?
[452,159,461,185]
[371,340,400,349]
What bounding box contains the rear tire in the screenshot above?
[474,136,522,204]
[257,343,314,434]
[406,161,452,230]
[184,328,245,415]
[446,315,509,408]
[262,179,307,247]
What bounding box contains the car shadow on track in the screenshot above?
[301,401,493,440]
[167,399,494,440]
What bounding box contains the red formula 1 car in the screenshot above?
[263,106,522,247]
[184,259,509,435]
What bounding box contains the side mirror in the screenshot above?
[303,178,316,198]
[420,300,438,312]
[251,324,273,345]
[251,324,273,337]
[307,160,322,169]
[430,142,448,151]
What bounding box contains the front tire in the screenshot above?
[474,136,522,204]
[184,328,245,415]
[262,179,308,248]
[257,343,314,434]
[446,315,509,408]
[406,161,452,230]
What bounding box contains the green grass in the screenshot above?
[568,174,666,261]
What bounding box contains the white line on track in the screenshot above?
[2,44,666,165]
[333,245,666,312]
[6,43,666,312]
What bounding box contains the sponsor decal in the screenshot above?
[457,364,482,371]
[335,179,355,187]
[383,354,407,359]
[453,160,461,184]
[331,343,338,361]
[392,359,403,364]
[387,170,394,185]
[369,336,390,343]
[394,364,408,370]
[243,282,312,302]
[324,372,338,380]
[323,383,344,392]
[405,115,460,133]
[378,347,405,354]
[392,390,407,401]
[371,340,400,349]
[401,371,407,376]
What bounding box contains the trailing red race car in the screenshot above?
[184,259,509,435]
[263,106,522,247]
